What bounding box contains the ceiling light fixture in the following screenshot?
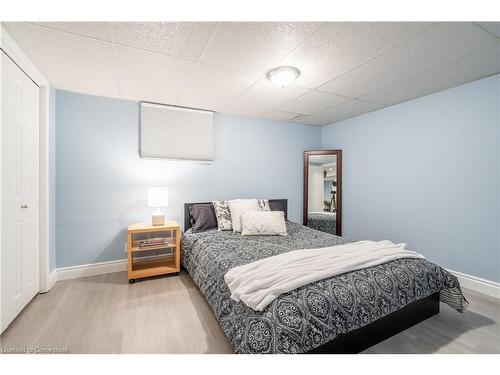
[266,66,300,88]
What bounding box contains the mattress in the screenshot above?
[181,222,466,354]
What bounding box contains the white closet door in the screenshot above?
[1,51,40,332]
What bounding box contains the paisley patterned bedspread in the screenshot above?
[307,213,337,235]
[181,222,466,354]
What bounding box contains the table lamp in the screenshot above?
[148,188,168,226]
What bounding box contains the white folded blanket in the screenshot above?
[224,240,425,311]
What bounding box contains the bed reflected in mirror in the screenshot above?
[303,150,341,236]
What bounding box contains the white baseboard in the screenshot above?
[39,269,58,293]
[448,269,500,299]
[48,260,500,300]
[47,269,57,290]
[56,259,127,281]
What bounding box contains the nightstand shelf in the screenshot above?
[130,243,176,253]
[127,221,180,283]
[131,256,177,275]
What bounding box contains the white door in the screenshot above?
[308,165,324,213]
[1,51,40,332]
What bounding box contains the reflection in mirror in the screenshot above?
[304,150,341,236]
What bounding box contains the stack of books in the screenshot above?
[139,237,170,248]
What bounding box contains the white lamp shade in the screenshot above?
[148,188,169,208]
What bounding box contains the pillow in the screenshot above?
[257,199,271,211]
[189,204,218,233]
[228,199,260,233]
[212,200,233,231]
[241,211,287,236]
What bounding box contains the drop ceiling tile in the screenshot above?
[477,22,500,38]
[110,22,217,61]
[199,22,321,75]
[278,90,352,115]
[280,22,434,89]
[3,22,120,98]
[224,79,309,117]
[262,110,303,121]
[360,43,500,106]
[300,99,384,126]
[31,22,113,41]
[319,22,498,98]
[4,21,498,126]
[112,44,194,104]
[176,63,257,111]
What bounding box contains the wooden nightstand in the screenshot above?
[127,221,180,283]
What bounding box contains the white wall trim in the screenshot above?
[0,26,49,87]
[46,261,500,302]
[56,259,127,281]
[0,26,53,332]
[38,85,51,293]
[0,26,52,294]
[448,269,500,299]
[45,270,57,292]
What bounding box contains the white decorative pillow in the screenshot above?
[212,200,233,231]
[241,211,287,236]
[228,199,260,233]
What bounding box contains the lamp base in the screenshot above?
[152,213,165,226]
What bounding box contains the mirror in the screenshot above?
[303,150,342,236]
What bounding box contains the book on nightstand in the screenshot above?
[139,237,170,248]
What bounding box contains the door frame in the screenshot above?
[0,26,52,330]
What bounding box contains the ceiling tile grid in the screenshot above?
[261,110,303,122]
[4,22,121,98]
[300,99,384,126]
[110,22,217,61]
[3,21,499,126]
[318,23,498,99]
[224,79,309,117]
[477,22,500,38]
[360,42,500,106]
[32,22,114,42]
[111,44,195,105]
[278,90,352,115]
[198,22,322,75]
[175,63,258,111]
[278,22,435,89]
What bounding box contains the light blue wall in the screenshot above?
[321,74,500,282]
[55,90,321,268]
[54,76,500,280]
[49,87,56,272]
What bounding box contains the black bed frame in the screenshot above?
[183,199,440,354]
[309,292,439,353]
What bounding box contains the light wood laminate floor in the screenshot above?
[1,270,499,354]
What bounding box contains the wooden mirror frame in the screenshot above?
[303,150,342,236]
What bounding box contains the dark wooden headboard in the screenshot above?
[184,199,288,231]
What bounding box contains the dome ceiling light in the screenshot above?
[266,66,300,88]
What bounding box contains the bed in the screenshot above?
[307,212,337,235]
[181,199,466,354]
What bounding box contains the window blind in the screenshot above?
[140,102,213,162]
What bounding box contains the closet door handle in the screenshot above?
[21,204,28,209]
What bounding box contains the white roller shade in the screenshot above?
[140,102,213,162]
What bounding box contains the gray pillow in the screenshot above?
[189,204,218,233]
